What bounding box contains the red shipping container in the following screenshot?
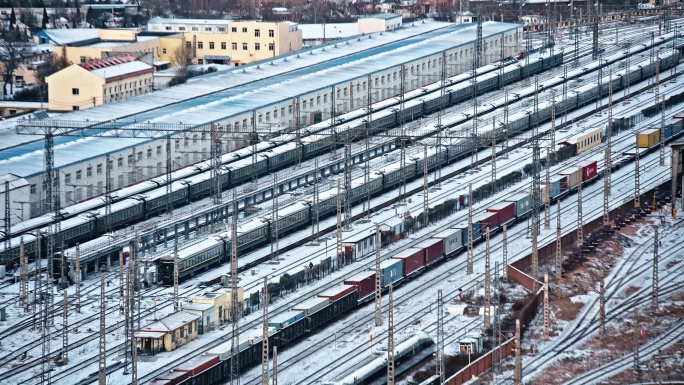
[174,354,219,377]
[477,211,499,232]
[486,202,515,225]
[414,238,444,265]
[157,371,189,385]
[318,284,356,302]
[577,160,598,181]
[392,248,425,276]
[344,271,376,300]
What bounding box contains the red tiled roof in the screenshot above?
[78,53,138,71]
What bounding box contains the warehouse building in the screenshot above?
[0,20,522,222]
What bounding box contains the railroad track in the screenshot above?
[129,64,684,384]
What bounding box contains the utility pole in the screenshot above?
[467,184,474,274]
[502,224,508,281]
[556,200,562,279]
[76,244,81,313]
[343,143,353,231]
[398,65,408,205]
[261,276,269,385]
[3,181,9,252]
[514,319,522,385]
[336,179,343,269]
[310,158,320,245]
[606,70,613,198]
[635,144,641,208]
[437,290,445,384]
[470,19,483,172]
[271,173,280,262]
[599,270,605,339]
[652,226,658,309]
[33,229,41,331]
[173,240,179,312]
[387,282,395,385]
[272,345,278,385]
[105,154,112,232]
[545,149,551,230]
[374,225,382,327]
[484,228,491,330]
[550,90,556,166]
[633,307,640,371]
[20,240,28,312]
[577,180,584,250]
[230,193,240,385]
[98,273,106,385]
[659,95,665,167]
[532,212,539,291]
[543,273,549,341]
[603,149,611,227]
[211,123,223,205]
[165,138,173,215]
[423,144,429,229]
[491,116,497,192]
[123,266,130,374]
[62,290,68,364]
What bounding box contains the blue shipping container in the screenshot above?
[548,176,563,200]
[664,124,672,140]
[268,310,304,329]
[452,222,481,243]
[378,259,403,288]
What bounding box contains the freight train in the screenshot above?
[0,51,566,269]
[147,137,621,385]
[156,49,683,285]
[2,38,679,269]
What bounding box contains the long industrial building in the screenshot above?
[0,20,522,223]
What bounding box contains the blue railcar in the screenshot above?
[378,258,403,288]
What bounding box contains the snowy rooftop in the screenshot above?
[90,60,153,79]
[360,13,402,20]
[147,17,232,26]
[0,21,520,178]
[138,311,200,332]
[299,23,358,40]
[38,28,100,45]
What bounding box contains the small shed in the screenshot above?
[135,311,200,354]
[193,288,244,324]
[459,332,484,355]
[182,302,214,334]
[341,228,377,262]
[378,217,405,241]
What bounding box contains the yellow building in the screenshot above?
[192,288,245,324]
[147,18,302,66]
[34,28,160,65]
[45,53,154,112]
[134,311,200,354]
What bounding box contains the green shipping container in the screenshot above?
[505,193,532,218]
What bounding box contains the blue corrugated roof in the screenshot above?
[0,21,520,178]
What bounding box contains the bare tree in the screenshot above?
[0,30,33,95]
[170,43,192,74]
[36,47,72,87]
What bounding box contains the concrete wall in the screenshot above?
[46,65,104,111]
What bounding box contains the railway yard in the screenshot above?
[0,13,683,385]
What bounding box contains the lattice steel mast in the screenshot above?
[467,184,474,274]
[386,282,395,385]
[261,276,269,385]
[230,192,241,385]
[374,224,382,326]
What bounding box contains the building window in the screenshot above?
[72,106,79,111]
[197,42,203,49]
[221,42,226,49]
[137,152,142,161]
[64,174,71,184]
[186,42,191,49]
[198,59,204,64]
[178,27,185,31]
[127,154,133,164]
[147,148,152,158]
[254,43,260,51]
[242,27,247,33]
[157,145,162,155]
[268,43,274,51]
[188,322,193,334]
[209,42,214,49]
[118,157,123,167]
[242,43,248,50]
[86,166,92,177]
[30,184,36,194]
[75,170,82,180]
[231,27,237,32]
[162,48,167,54]
[254,29,260,37]
[232,42,237,50]
[205,27,211,32]
[80,56,86,63]
[280,107,285,116]
[218,27,225,32]
[192,27,198,31]
[165,26,171,31]
[72,88,79,95]
[268,29,274,37]
[175,140,180,149]
[96,164,102,174]
[265,112,270,121]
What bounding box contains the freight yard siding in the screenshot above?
[0,21,522,222]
